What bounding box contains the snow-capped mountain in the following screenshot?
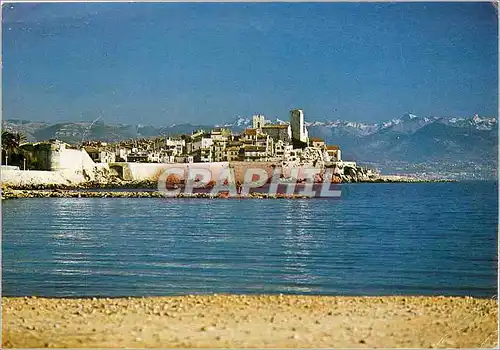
[441,114,497,131]
[304,120,381,136]
[221,116,251,128]
[214,113,497,164]
[216,113,496,135]
[220,116,289,129]
[305,114,495,136]
[376,114,441,135]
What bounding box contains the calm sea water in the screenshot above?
[2,182,497,297]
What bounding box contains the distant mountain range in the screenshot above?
[3,114,497,167]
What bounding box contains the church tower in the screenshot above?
[252,115,265,129]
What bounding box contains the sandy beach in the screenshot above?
[2,295,497,348]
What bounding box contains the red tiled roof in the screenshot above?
[326,145,340,150]
[244,128,257,136]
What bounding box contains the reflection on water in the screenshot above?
[2,182,498,297]
[49,200,106,270]
[280,201,319,292]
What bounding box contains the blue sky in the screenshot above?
[2,2,498,125]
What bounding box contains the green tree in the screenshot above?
[2,131,27,166]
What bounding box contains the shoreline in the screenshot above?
[2,184,455,200]
[1,177,458,200]
[1,189,322,200]
[3,295,497,348]
[4,176,457,190]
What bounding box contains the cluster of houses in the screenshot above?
[84,109,344,166]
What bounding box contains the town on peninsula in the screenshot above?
[1,108,455,199]
[2,2,497,349]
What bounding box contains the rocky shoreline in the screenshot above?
[2,177,454,192]
[1,188,321,200]
[2,295,497,348]
[3,179,159,191]
[344,176,455,183]
[1,176,456,200]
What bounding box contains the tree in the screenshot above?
[2,131,26,166]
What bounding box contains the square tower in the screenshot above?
[252,115,266,129]
[290,109,309,146]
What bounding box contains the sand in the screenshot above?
[2,295,497,348]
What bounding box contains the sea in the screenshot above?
[2,181,498,297]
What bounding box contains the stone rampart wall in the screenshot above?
[0,170,86,186]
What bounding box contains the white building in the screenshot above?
[274,140,293,160]
[190,137,213,162]
[165,138,185,155]
[210,128,231,141]
[325,145,342,162]
[147,151,162,163]
[115,148,131,162]
[290,109,309,145]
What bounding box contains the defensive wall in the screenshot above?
[110,162,231,182]
[108,161,283,183]
[1,146,107,187]
[51,147,96,172]
[115,161,323,183]
[0,169,87,187]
